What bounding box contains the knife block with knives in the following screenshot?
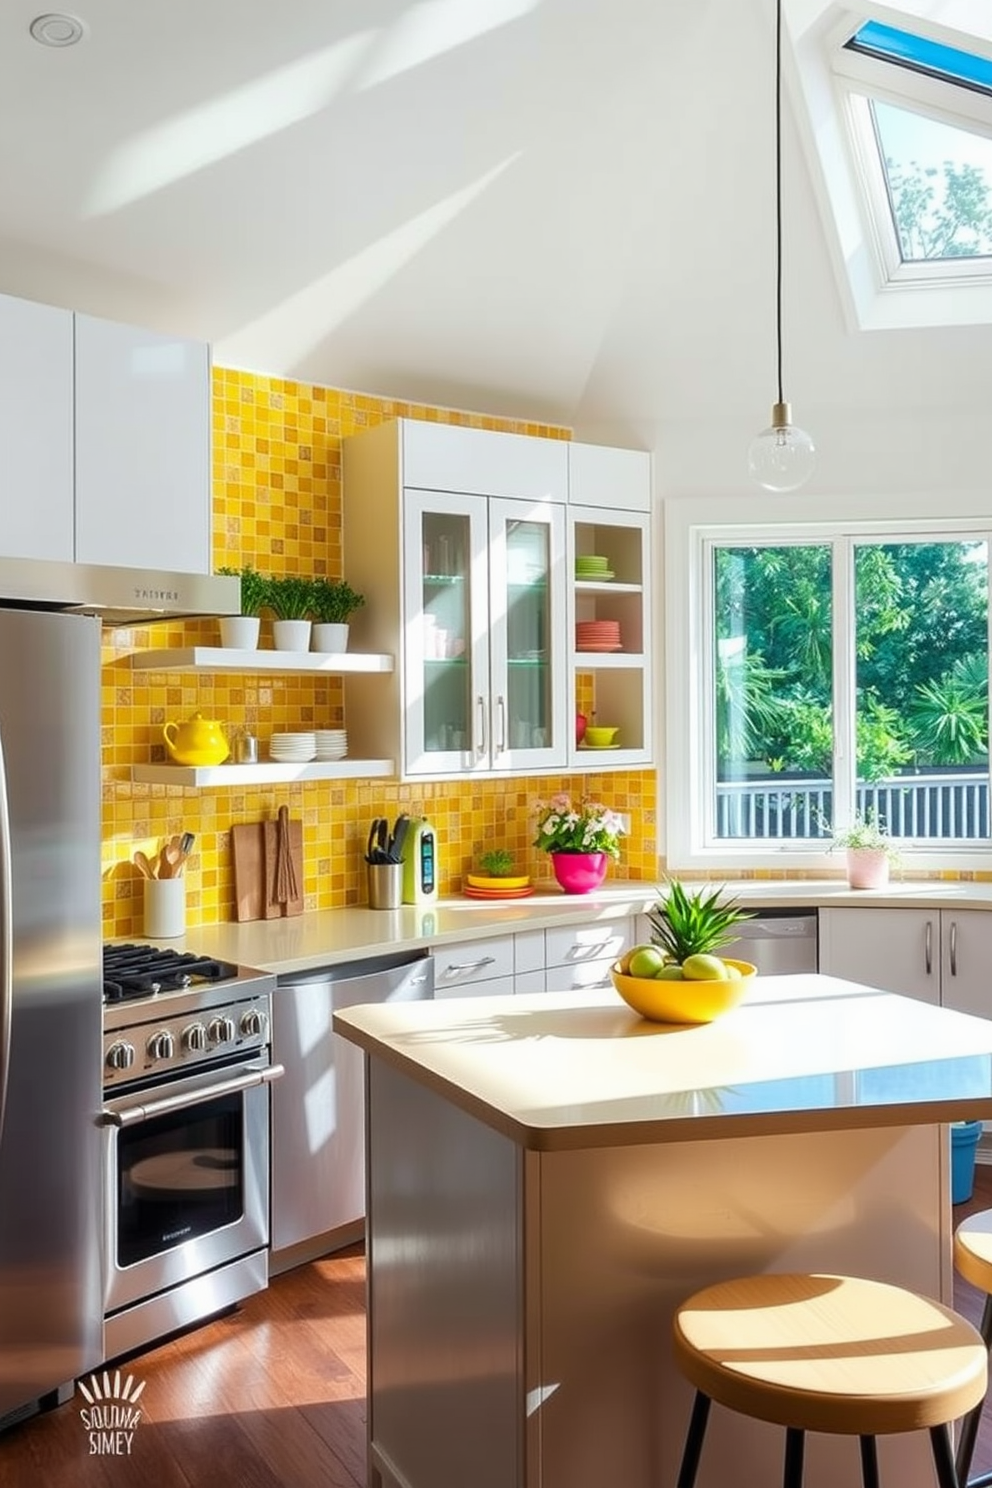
[231,805,304,921]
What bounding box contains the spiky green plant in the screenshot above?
[479,848,515,877]
[647,881,754,964]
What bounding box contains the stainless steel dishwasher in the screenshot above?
[727,910,818,975]
[270,950,433,1271]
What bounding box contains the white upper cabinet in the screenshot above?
[343,419,570,779]
[0,294,74,561]
[74,314,211,572]
[0,293,211,573]
[402,419,567,502]
[567,442,651,511]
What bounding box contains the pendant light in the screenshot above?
[747,0,816,493]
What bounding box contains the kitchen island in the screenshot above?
[335,974,992,1488]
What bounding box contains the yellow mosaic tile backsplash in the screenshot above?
[101,372,657,939]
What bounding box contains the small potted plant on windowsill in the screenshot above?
[827,809,900,890]
[265,575,316,652]
[310,578,366,654]
[215,564,267,649]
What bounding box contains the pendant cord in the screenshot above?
[775,0,784,408]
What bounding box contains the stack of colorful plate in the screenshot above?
[269,731,317,763]
[576,619,622,652]
[463,873,534,900]
[575,554,615,581]
[315,729,348,760]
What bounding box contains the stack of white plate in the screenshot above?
[269,731,317,763]
[315,729,348,760]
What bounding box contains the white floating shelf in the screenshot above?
[129,647,394,674]
[132,759,395,787]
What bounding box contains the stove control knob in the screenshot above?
[106,1040,135,1072]
[240,1008,268,1039]
[182,1022,208,1053]
[147,1029,175,1062]
[208,1015,236,1046]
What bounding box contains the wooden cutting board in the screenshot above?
[231,817,303,921]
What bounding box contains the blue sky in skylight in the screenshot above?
[851,20,992,94]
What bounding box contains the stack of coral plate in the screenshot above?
[576,619,622,652]
[269,731,317,762]
[315,729,348,760]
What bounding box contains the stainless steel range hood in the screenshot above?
[0,556,240,625]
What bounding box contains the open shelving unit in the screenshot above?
[127,646,397,787]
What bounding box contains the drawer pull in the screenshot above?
[442,956,497,978]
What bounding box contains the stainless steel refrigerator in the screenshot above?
[0,608,104,1425]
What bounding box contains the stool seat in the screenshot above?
[955,1211,992,1294]
[673,1272,987,1439]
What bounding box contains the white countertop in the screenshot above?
[333,974,992,1151]
[180,878,992,978]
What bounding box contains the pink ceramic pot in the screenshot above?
[550,851,608,894]
[576,712,587,745]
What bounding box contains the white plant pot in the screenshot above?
[312,622,349,653]
[272,619,313,652]
[218,615,261,650]
[846,847,890,890]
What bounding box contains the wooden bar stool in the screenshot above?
[954,1211,992,1487]
[672,1272,987,1488]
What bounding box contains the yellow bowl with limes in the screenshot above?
[610,958,757,1025]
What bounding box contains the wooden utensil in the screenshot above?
[158,841,183,878]
[133,850,155,879]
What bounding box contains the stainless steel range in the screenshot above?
[100,944,282,1363]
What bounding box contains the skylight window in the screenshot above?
[845,20,992,96]
[792,1,992,327]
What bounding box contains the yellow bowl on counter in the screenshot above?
[610,958,757,1025]
[466,873,531,890]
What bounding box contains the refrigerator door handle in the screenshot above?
[0,729,11,1145]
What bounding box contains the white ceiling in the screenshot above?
[1,0,990,470]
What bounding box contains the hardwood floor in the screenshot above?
[4,1168,992,1487]
[0,1244,368,1488]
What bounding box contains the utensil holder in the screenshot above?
[144,878,186,939]
[367,862,403,910]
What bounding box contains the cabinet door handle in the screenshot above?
[476,696,487,758]
[496,695,506,754]
[949,920,958,977]
[442,956,497,977]
[925,919,933,976]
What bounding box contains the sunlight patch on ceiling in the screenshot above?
[216,153,521,371]
[354,0,541,91]
[85,30,378,217]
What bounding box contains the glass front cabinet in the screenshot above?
[402,489,568,775]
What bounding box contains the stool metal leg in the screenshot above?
[675,1391,711,1488]
[783,1427,804,1488]
[956,1292,992,1488]
[933,1422,967,1488]
[859,1436,879,1488]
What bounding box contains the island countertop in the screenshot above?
[333,972,992,1151]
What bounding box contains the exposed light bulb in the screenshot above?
[747,401,816,493]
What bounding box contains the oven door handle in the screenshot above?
[101,1062,285,1128]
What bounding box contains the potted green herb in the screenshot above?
[826,808,900,889]
[265,575,316,652]
[215,564,267,649]
[310,578,366,653]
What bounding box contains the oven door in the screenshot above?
[101,1058,281,1317]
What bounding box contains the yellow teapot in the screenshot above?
[162,712,230,766]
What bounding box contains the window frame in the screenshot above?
[663,492,992,873]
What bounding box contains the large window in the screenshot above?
[710,535,989,848]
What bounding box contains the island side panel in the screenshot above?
[365,1056,525,1488]
[535,1124,948,1488]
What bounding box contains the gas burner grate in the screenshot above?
[103,943,240,1003]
